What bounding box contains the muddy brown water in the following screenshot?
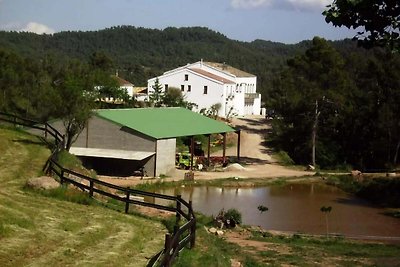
[151,183,400,238]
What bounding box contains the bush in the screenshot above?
[161,216,177,234]
[223,208,242,225]
[275,151,294,166]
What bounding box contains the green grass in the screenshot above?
[0,127,165,267]
[272,150,295,166]
[246,230,400,266]
[56,149,97,178]
[27,185,95,205]
[175,223,400,267]
[174,229,238,267]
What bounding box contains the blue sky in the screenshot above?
[0,0,356,44]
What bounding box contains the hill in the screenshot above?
[0,127,164,266]
[0,26,311,95]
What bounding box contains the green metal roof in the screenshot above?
[95,108,236,139]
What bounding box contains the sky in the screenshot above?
[0,0,357,44]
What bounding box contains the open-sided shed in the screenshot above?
[68,107,238,177]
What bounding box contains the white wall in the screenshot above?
[121,85,134,98]
[148,69,226,116]
[148,62,261,117]
[155,138,176,176]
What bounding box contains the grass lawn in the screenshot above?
[0,128,165,267]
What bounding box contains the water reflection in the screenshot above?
[155,183,400,237]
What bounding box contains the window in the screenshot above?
[184,74,189,81]
[188,85,191,92]
[203,86,208,94]
[164,84,169,92]
[181,85,184,91]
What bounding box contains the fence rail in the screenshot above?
[0,112,195,267]
[0,112,64,147]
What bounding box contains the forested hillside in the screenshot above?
[269,37,400,170]
[0,26,309,93]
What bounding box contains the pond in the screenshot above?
[152,183,400,238]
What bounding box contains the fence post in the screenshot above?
[189,200,196,248]
[44,160,51,175]
[176,195,182,223]
[13,116,16,128]
[163,234,172,267]
[89,180,94,197]
[125,187,131,214]
[61,134,66,150]
[44,124,48,139]
[173,225,179,235]
[60,169,64,185]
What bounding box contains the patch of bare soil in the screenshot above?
[224,228,291,255]
[132,205,174,219]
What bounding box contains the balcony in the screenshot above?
[244,93,260,105]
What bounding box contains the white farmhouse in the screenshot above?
[147,61,261,117]
[113,75,134,97]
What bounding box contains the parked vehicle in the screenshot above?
[176,152,196,169]
[176,152,229,170]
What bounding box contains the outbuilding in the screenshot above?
[66,107,238,177]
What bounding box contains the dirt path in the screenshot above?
[172,116,314,181]
[100,116,313,186]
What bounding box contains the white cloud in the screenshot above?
[231,0,330,12]
[20,22,55,34]
[231,0,273,9]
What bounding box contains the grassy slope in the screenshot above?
[0,128,164,267]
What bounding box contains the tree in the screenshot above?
[323,0,400,52]
[96,74,131,105]
[163,87,185,107]
[89,51,114,71]
[200,103,221,119]
[149,78,164,107]
[163,87,196,109]
[269,37,353,168]
[55,60,98,151]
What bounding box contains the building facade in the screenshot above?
[147,61,261,117]
[48,108,236,178]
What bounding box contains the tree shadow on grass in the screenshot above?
[12,138,45,146]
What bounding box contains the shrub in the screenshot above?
[223,208,242,225]
[275,151,294,166]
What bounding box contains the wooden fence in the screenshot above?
[0,112,64,147]
[0,112,196,267]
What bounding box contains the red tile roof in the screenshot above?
[112,75,134,87]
